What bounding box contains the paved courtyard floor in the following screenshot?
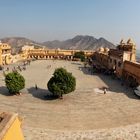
[0,60,140,140]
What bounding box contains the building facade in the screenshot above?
[123,61,140,87]
[0,41,12,66]
[0,42,94,66]
[0,40,139,87]
[94,39,140,87]
[27,48,94,60]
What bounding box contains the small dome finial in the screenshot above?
[99,47,104,52]
[120,39,125,45]
[127,38,134,45]
[104,47,109,52]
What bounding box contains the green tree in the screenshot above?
[73,51,85,62]
[47,68,76,98]
[5,72,25,94]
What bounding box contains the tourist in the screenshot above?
[3,71,6,76]
[12,67,17,72]
[35,84,38,90]
[23,66,26,70]
[59,93,63,99]
[104,87,107,94]
[18,66,22,72]
[6,67,9,71]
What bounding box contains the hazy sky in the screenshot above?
[0,0,140,48]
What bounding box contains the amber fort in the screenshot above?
[0,39,140,140]
[0,38,140,87]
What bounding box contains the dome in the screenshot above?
[120,39,125,45]
[127,38,135,45]
[104,47,109,52]
[99,47,104,52]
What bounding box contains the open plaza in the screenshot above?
[0,60,140,140]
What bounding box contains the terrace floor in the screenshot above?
[0,60,140,140]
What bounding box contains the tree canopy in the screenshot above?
[47,68,76,98]
[73,51,85,62]
[5,72,25,94]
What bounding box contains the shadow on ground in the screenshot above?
[78,65,139,100]
[78,66,93,75]
[71,62,82,65]
[97,74,139,100]
[0,86,11,96]
[27,87,58,100]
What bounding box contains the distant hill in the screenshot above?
[0,35,115,53]
[43,35,115,50]
[1,37,43,54]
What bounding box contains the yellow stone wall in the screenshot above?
[0,112,24,140]
[0,43,12,66]
[123,61,140,83]
[27,49,93,57]
[0,44,94,65]
[2,117,24,140]
[95,39,140,85]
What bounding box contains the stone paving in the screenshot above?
[0,60,140,140]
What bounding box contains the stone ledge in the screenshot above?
[0,112,18,140]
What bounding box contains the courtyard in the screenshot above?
[0,60,140,140]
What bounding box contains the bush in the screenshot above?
[73,51,85,62]
[5,72,25,94]
[47,68,76,98]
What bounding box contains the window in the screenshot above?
[114,59,117,65]
[118,61,122,67]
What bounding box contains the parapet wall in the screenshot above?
[0,112,24,140]
[123,61,140,85]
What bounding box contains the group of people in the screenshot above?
[47,65,51,69]
[2,60,32,76]
[4,65,26,73]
